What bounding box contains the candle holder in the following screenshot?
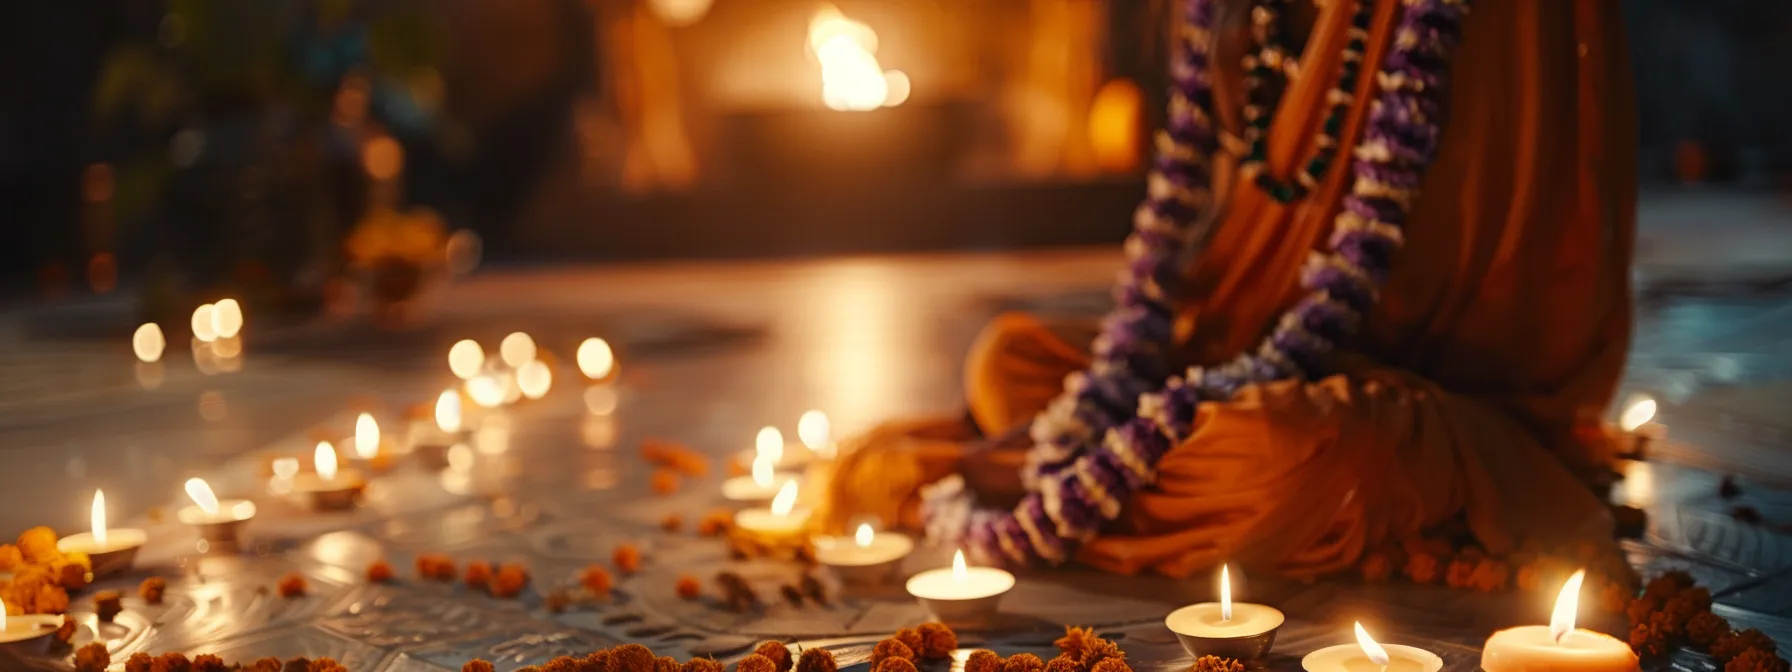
[1164,603,1285,663]
[291,470,366,512]
[814,529,913,586]
[177,500,256,551]
[56,529,147,579]
[1302,643,1442,672]
[0,614,66,656]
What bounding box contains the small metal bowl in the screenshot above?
[1164,603,1285,664]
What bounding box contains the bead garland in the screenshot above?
[1238,0,1376,203]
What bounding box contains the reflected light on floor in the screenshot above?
[582,415,618,449]
[584,386,619,415]
[795,264,918,434]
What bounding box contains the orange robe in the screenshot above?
[824,0,1636,578]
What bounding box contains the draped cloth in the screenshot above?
[822,0,1637,578]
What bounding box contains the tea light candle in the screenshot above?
[906,549,1014,624]
[1616,395,1664,460]
[1164,565,1286,662]
[55,489,146,578]
[734,481,811,542]
[721,455,794,504]
[815,523,913,584]
[0,600,64,654]
[1302,622,1443,672]
[176,478,256,550]
[291,442,365,511]
[413,390,472,469]
[1481,570,1640,672]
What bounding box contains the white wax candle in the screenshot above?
[0,608,63,645]
[905,550,1015,601]
[1165,602,1285,638]
[734,507,813,535]
[1481,627,1639,672]
[1481,569,1640,672]
[814,526,913,566]
[1302,644,1442,672]
[56,529,147,555]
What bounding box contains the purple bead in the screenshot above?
[1294,295,1360,341]
[1344,194,1406,225]
[1050,477,1102,535]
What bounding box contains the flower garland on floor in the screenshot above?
[922,0,1472,566]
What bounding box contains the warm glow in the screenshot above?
[770,480,799,516]
[1089,78,1145,173]
[649,0,712,26]
[752,455,774,488]
[499,332,537,368]
[435,390,463,433]
[809,6,906,111]
[315,441,339,481]
[185,477,220,516]
[1220,564,1233,621]
[518,360,552,400]
[1551,570,1586,643]
[191,304,218,342]
[798,410,830,451]
[1355,622,1391,667]
[1,600,6,630]
[577,338,615,379]
[755,426,784,464]
[133,323,166,363]
[855,523,874,547]
[1620,396,1657,432]
[448,340,485,379]
[952,549,968,582]
[91,489,108,548]
[467,374,506,408]
[212,298,244,339]
[273,457,300,479]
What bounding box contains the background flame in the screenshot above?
[798,410,830,451]
[756,426,784,464]
[855,523,874,547]
[449,339,485,379]
[436,390,463,432]
[316,441,339,481]
[577,337,615,379]
[355,413,381,459]
[809,6,909,110]
[770,480,799,515]
[1620,397,1658,432]
[185,478,220,515]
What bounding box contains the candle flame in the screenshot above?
[808,6,907,110]
[798,411,830,451]
[91,489,108,548]
[855,523,874,547]
[1551,569,1586,643]
[191,304,218,342]
[952,549,968,582]
[273,457,299,479]
[435,390,463,433]
[448,339,484,379]
[1220,564,1233,621]
[212,298,244,339]
[354,413,380,459]
[577,338,615,379]
[185,477,219,516]
[133,323,166,363]
[752,454,774,488]
[756,426,784,464]
[499,332,537,368]
[467,374,506,408]
[518,360,552,400]
[315,441,338,481]
[1354,622,1391,667]
[1620,396,1657,432]
[771,480,799,516]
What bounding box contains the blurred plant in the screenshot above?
[89,0,448,326]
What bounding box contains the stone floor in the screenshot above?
[4,190,1792,670]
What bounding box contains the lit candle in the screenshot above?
[721,454,794,504]
[814,522,914,585]
[798,410,836,460]
[733,481,812,541]
[904,549,1015,624]
[1164,565,1286,661]
[412,390,471,469]
[1481,570,1640,672]
[176,477,256,550]
[0,599,65,653]
[1301,622,1444,672]
[1616,395,1664,460]
[354,413,381,460]
[55,489,147,578]
[735,425,808,472]
[291,441,365,511]
[448,339,485,380]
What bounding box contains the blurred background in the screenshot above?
[2,0,1790,323]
